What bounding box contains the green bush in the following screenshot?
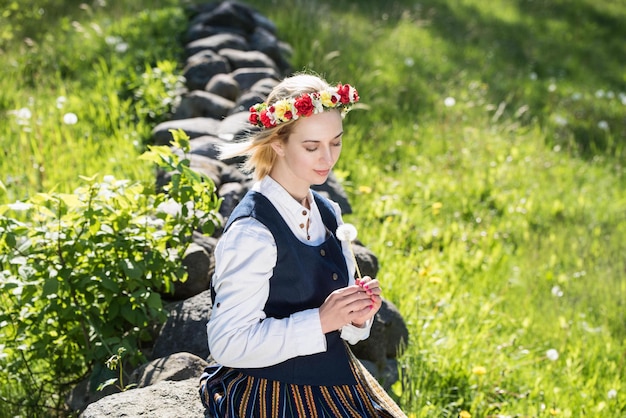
[0,130,221,416]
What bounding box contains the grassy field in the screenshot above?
[1,0,624,416]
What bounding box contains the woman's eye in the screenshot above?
[333,141,342,147]
[305,147,317,152]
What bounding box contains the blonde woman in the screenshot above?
[200,73,405,417]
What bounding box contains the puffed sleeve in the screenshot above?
[207,217,328,368]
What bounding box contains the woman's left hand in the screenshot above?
[350,276,382,327]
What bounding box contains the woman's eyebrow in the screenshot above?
[302,131,344,143]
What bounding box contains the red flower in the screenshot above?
[284,110,293,120]
[294,94,314,117]
[338,84,358,104]
[260,110,273,128]
[249,112,259,125]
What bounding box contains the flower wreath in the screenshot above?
[248,83,359,129]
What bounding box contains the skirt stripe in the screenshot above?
[199,354,406,418]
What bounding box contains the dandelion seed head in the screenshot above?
[63,112,78,125]
[336,223,358,242]
[546,348,559,361]
[115,42,129,53]
[444,97,456,107]
[56,96,67,109]
[551,285,563,297]
[553,115,568,126]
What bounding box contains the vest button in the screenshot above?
[320,249,326,256]
[216,302,221,308]
[299,223,305,228]
[302,210,307,216]
[332,273,338,280]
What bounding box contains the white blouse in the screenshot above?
[207,176,371,368]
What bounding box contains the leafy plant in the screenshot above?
[97,347,136,393]
[0,129,221,415]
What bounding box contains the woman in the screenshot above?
[200,73,405,417]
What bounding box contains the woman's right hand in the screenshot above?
[318,283,375,333]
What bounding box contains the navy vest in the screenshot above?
[218,190,356,386]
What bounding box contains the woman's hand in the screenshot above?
[318,276,382,333]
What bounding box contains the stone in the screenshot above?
[130,352,210,388]
[249,77,278,97]
[151,290,213,360]
[351,299,409,379]
[185,33,248,57]
[188,134,229,160]
[183,51,231,91]
[174,90,235,119]
[172,243,213,301]
[231,90,266,115]
[231,66,279,91]
[217,181,248,220]
[152,117,222,145]
[218,48,278,71]
[312,171,353,214]
[216,111,257,141]
[79,378,205,418]
[353,244,379,279]
[205,73,240,101]
[190,1,256,34]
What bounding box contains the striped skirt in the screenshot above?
[199,351,406,418]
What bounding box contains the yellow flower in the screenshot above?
[472,365,487,376]
[432,201,443,215]
[549,407,560,415]
[320,90,336,107]
[459,411,471,418]
[273,100,293,121]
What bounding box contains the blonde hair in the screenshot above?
[220,73,332,180]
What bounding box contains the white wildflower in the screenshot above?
[115,42,129,53]
[546,348,559,361]
[553,115,568,126]
[444,97,456,107]
[551,285,563,297]
[63,112,78,125]
[7,202,32,211]
[56,96,67,109]
[607,389,617,399]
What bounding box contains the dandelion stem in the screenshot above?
[347,242,362,280]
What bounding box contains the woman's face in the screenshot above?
[271,110,343,191]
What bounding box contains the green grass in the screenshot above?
[1,0,625,416]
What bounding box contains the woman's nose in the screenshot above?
[320,146,333,165]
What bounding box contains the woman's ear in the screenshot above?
[270,140,285,157]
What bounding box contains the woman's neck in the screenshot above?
[268,174,310,207]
